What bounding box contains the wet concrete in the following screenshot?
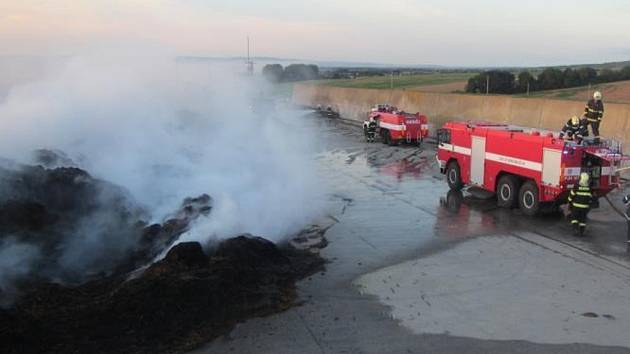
[191,112,630,354]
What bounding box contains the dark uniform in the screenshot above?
[584,98,604,143]
[559,118,588,142]
[567,183,593,236]
[367,120,377,142]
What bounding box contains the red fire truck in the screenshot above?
[436,121,625,215]
[363,104,429,146]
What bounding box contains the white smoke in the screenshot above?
[0,237,40,306]
[0,55,327,247]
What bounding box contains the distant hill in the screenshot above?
[534,60,630,71]
[178,56,443,69]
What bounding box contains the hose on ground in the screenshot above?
[603,194,630,221]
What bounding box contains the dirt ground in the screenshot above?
[0,157,329,354]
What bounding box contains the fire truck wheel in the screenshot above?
[519,181,540,216]
[497,175,519,208]
[446,161,463,191]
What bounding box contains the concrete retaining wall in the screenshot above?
[293,84,630,147]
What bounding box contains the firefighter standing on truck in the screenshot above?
[568,172,593,236]
[559,115,587,143]
[584,91,604,144]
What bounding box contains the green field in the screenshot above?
[316,72,476,90]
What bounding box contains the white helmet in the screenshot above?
[593,91,602,100]
[571,116,579,125]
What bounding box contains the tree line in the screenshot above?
[262,64,319,82]
[465,66,630,94]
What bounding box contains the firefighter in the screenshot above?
[567,172,593,236]
[559,115,587,143]
[584,91,604,144]
[366,116,377,142]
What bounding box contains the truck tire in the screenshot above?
[519,180,540,216]
[497,175,519,208]
[446,161,463,191]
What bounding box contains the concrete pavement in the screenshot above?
[191,113,630,354]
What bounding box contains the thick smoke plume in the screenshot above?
[0,56,327,293]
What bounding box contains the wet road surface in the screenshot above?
[192,113,630,354]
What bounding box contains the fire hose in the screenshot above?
[603,194,630,253]
[603,194,630,222]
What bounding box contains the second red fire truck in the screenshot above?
[436,121,625,215]
[364,104,429,145]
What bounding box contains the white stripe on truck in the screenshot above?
[379,122,405,131]
[439,144,543,172]
[439,143,471,156]
[441,144,618,177]
[485,152,543,172]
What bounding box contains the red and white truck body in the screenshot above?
[364,105,429,145]
[436,121,625,215]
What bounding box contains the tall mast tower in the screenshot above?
[246,36,254,76]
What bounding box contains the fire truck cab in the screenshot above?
[363,104,429,146]
[436,121,624,216]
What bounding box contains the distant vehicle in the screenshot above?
[315,105,339,118]
[436,121,627,215]
[363,104,429,146]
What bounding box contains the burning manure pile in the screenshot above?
[0,153,326,354]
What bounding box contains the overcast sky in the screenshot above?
[1,0,630,66]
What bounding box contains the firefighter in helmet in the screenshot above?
[567,172,593,236]
[559,115,587,143]
[366,116,377,142]
[584,91,604,144]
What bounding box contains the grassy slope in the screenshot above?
[515,80,630,103]
[315,72,475,90]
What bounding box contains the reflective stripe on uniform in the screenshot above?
[576,192,592,197]
[572,202,590,208]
